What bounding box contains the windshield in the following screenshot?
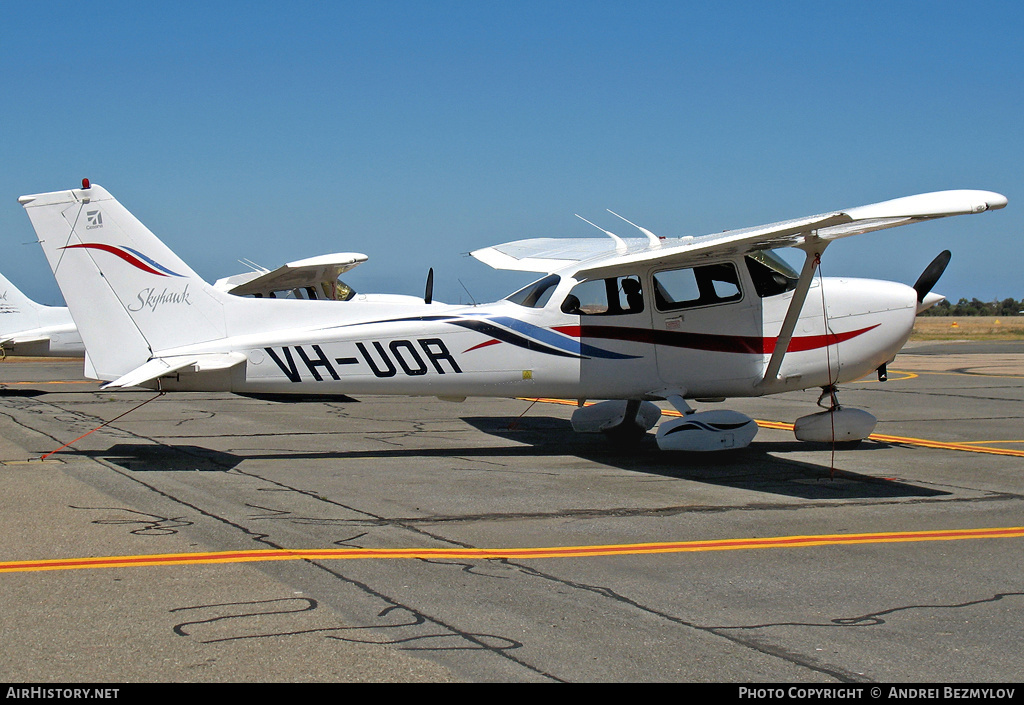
[745,249,799,298]
[748,249,799,279]
[505,274,561,308]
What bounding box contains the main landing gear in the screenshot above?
[654,395,759,452]
[570,399,661,447]
[571,386,875,451]
[571,396,761,451]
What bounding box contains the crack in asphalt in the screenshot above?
[3,394,562,681]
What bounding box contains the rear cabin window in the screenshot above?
[653,262,742,311]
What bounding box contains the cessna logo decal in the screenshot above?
[128,285,193,312]
[60,243,186,277]
[265,338,462,382]
[86,210,103,229]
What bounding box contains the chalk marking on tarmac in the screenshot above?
[525,398,1024,459]
[2,527,1023,574]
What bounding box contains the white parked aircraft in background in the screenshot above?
[19,181,1005,451]
[0,271,84,357]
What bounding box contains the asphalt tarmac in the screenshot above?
[0,341,1022,683]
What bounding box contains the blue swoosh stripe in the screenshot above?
[483,316,639,360]
[121,247,185,277]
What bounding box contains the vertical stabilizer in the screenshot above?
[0,271,84,356]
[0,271,44,336]
[20,183,230,379]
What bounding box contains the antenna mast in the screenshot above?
[606,210,662,248]
[574,214,627,253]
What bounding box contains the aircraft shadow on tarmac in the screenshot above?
[0,388,47,397]
[79,444,244,473]
[461,416,949,501]
[81,415,949,502]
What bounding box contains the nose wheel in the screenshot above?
[794,385,876,447]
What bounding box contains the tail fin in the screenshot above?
[0,271,45,336]
[0,271,85,357]
[0,270,48,352]
[19,183,231,380]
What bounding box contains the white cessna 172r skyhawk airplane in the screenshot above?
[19,181,1006,451]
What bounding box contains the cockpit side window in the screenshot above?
[322,279,356,301]
[505,274,561,308]
[247,278,357,301]
[561,275,644,315]
[653,262,742,311]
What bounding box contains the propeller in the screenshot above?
[912,250,951,303]
[424,267,434,305]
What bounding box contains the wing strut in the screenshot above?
[758,238,829,387]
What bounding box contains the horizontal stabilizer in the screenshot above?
[0,335,57,357]
[1,335,50,346]
[102,353,246,389]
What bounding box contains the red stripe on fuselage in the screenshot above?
[549,324,879,354]
[464,339,503,353]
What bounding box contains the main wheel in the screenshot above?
[602,423,647,447]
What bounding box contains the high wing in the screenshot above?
[471,190,1008,280]
[213,252,368,297]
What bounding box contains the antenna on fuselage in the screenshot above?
[237,258,269,274]
[606,209,662,248]
[575,214,627,253]
[458,278,477,306]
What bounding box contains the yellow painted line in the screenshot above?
[865,433,1024,457]
[523,398,1024,458]
[851,370,918,382]
[899,369,1024,380]
[959,440,1024,446]
[0,380,98,386]
[3,527,1022,574]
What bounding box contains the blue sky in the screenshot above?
[2,1,1021,306]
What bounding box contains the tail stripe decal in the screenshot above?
[60,244,185,278]
[121,246,185,277]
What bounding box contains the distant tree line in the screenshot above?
[919,297,1024,316]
